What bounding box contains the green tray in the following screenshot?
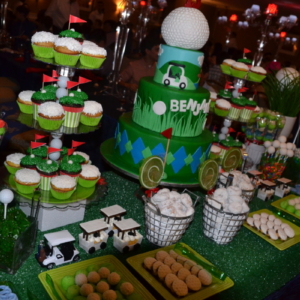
[271,194,300,220]
[243,209,300,250]
[127,243,234,300]
[38,255,156,300]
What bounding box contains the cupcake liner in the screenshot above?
[54,51,80,66]
[80,55,106,68]
[4,162,21,175]
[62,106,83,128]
[15,181,39,194]
[209,101,216,113]
[32,44,54,59]
[78,176,99,188]
[214,107,229,117]
[17,101,33,114]
[220,64,232,75]
[50,188,75,200]
[230,68,247,79]
[80,114,102,126]
[39,174,58,190]
[247,72,266,82]
[32,102,41,120]
[227,107,242,120]
[239,109,253,122]
[38,116,64,130]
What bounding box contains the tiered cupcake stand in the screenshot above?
[4,60,107,231]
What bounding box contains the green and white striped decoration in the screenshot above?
[40,175,56,190]
[63,111,82,128]
[33,103,40,120]
[239,108,253,122]
[219,148,228,160]
[227,107,241,120]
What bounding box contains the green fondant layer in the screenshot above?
[60,161,82,173]
[32,91,56,101]
[112,113,212,183]
[21,155,42,167]
[37,160,59,173]
[59,96,84,106]
[70,90,88,101]
[26,146,48,158]
[133,77,209,138]
[59,30,83,39]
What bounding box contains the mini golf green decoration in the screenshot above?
[222,148,242,172]
[198,159,219,190]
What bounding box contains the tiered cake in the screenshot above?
[101,7,213,185]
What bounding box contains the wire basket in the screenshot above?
[217,173,256,203]
[142,189,199,247]
[203,195,248,245]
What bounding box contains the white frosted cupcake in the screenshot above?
[230,62,249,79]
[221,59,236,74]
[80,45,107,68]
[50,175,76,200]
[15,168,40,194]
[73,151,90,164]
[54,37,82,66]
[37,102,65,130]
[17,90,35,114]
[215,99,231,117]
[80,100,103,126]
[31,31,55,58]
[78,165,101,188]
[248,66,267,82]
[5,153,26,174]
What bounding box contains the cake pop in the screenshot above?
[272,140,280,148]
[278,136,287,143]
[287,150,294,157]
[0,189,14,219]
[268,146,275,155]
[286,143,294,150]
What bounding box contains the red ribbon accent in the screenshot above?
[97,177,107,185]
[145,188,159,198]
[62,106,84,113]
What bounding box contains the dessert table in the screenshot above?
[1,171,300,300]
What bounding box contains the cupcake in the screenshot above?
[251,106,261,120]
[240,99,257,122]
[62,153,86,165]
[80,101,103,126]
[227,97,246,120]
[37,102,65,130]
[220,59,235,75]
[248,66,267,82]
[69,88,88,101]
[15,168,40,194]
[80,45,106,68]
[43,84,58,94]
[59,94,84,128]
[54,37,82,66]
[26,146,48,159]
[73,151,90,164]
[31,31,55,58]
[214,99,231,117]
[20,154,42,170]
[59,28,84,43]
[209,145,221,160]
[5,153,25,174]
[37,159,59,190]
[83,40,97,47]
[230,62,249,79]
[60,160,82,182]
[50,175,76,200]
[17,90,35,114]
[217,89,232,101]
[78,165,101,187]
[31,89,56,120]
[209,92,217,112]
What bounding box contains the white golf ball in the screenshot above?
[287,150,294,157]
[264,141,272,148]
[272,140,280,148]
[280,143,287,148]
[50,138,63,149]
[278,136,287,143]
[219,133,226,140]
[49,152,60,161]
[0,189,14,204]
[56,88,68,99]
[286,143,294,150]
[221,127,229,134]
[268,146,275,154]
[280,148,287,155]
[57,76,69,88]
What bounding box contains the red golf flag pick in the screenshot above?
[68,148,76,156]
[69,15,87,24]
[35,134,48,140]
[228,127,236,133]
[244,48,251,54]
[225,82,234,89]
[43,74,59,83]
[31,141,46,149]
[67,81,79,89]
[185,0,201,9]
[78,76,92,84]
[52,70,59,78]
[72,140,85,148]
[161,128,173,139]
[238,87,248,93]
[48,147,63,154]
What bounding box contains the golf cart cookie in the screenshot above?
[100,205,127,237]
[79,219,109,254]
[35,230,79,269]
[113,218,143,253]
[275,178,292,198]
[257,180,276,201]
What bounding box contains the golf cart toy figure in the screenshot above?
[79,219,109,254]
[100,205,127,237]
[163,62,187,89]
[36,230,79,269]
[113,218,143,253]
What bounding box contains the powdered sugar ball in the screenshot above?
[272,140,280,148]
[279,148,287,155]
[268,146,275,154]
[286,143,294,150]
[264,141,271,148]
[280,143,287,149]
[287,150,294,157]
[161,7,209,50]
[278,136,287,143]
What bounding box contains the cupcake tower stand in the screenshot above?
[6,60,107,231]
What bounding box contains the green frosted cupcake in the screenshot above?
[32,89,56,120]
[62,153,86,165]
[80,101,103,126]
[248,66,267,82]
[60,160,82,182]
[230,62,249,79]
[215,99,231,117]
[20,154,42,170]
[60,94,84,128]
[78,165,100,188]
[69,89,88,101]
[37,159,59,190]
[43,84,58,93]
[31,31,55,58]
[220,59,235,75]
[218,89,232,101]
[59,29,83,43]
[80,44,106,68]
[50,175,76,200]
[15,168,40,194]
[228,97,246,120]
[26,146,48,158]
[37,102,65,131]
